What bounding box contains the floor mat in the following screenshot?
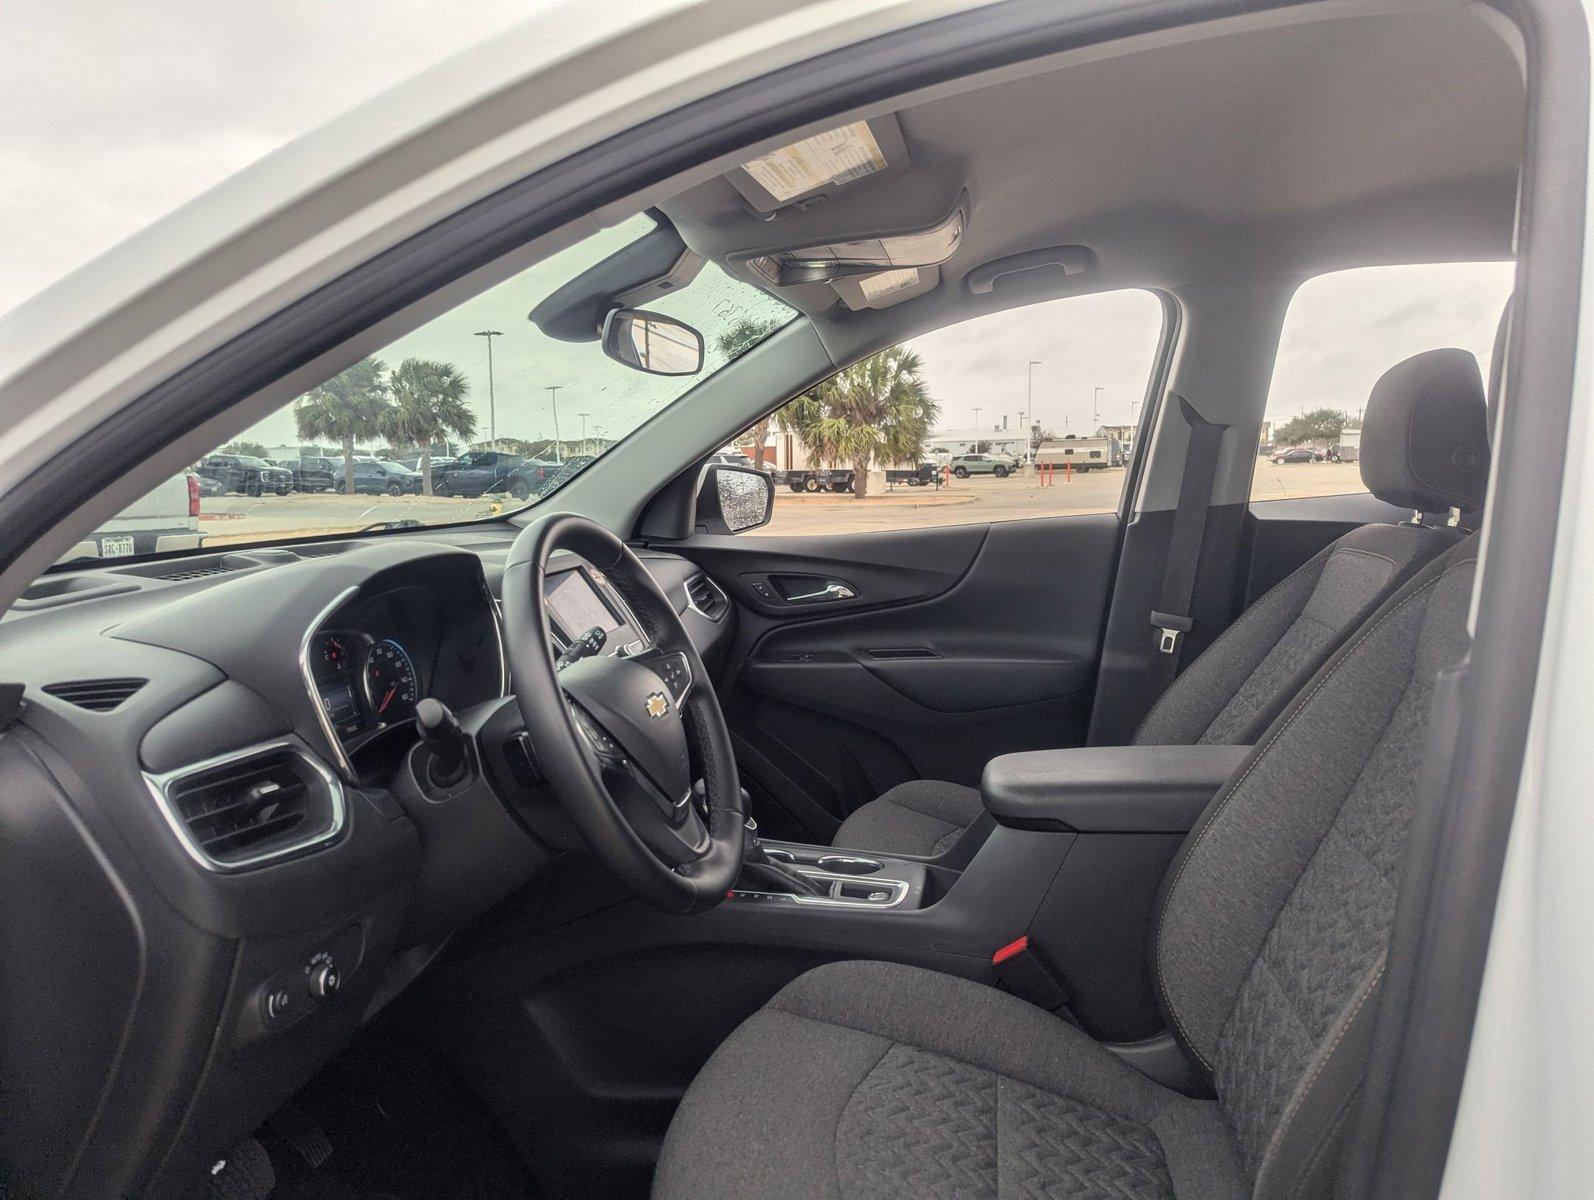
[270,1017,538,1200]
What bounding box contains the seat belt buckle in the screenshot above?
[1150,611,1193,655]
[992,935,1069,1011]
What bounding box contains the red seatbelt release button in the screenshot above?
[992,934,1069,1011]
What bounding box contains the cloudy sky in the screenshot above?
[2,0,1514,450]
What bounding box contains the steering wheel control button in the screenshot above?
[649,652,692,701]
[308,960,341,999]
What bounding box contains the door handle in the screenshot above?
[785,581,857,603]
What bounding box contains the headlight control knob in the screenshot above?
[309,959,340,999]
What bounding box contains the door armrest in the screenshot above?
[980,744,1251,833]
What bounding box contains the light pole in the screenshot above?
[577,412,590,454]
[1093,386,1103,429]
[474,330,502,447]
[1026,359,1042,462]
[971,406,983,432]
[545,386,563,461]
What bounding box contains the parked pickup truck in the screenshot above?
[776,467,855,493]
[62,473,202,562]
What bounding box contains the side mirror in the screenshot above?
[601,308,704,376]
[695,465,774,534]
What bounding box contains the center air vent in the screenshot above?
[43,677,147,711]
[149,742,344,871]
[685,574,728,622]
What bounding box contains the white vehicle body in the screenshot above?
[61,472,199,561]
[1035,436,1116,470]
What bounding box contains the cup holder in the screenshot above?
[815,854,883,875]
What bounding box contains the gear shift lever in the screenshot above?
[416,698,468,788]
[738,816,827,897]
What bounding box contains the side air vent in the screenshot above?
[42,677,147,711]
[147,742,344,871]
[685,574,729,622]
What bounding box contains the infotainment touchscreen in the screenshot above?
[545,570,621,636]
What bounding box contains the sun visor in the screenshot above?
[724,115,909,214]
[528,215,704,343]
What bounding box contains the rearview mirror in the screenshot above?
[695,465,774,534]
[601,308,704,376]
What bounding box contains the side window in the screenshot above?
[745,289,1165,535]
[1251,262,1515,502]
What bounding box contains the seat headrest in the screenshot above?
[1359,347,1489,513]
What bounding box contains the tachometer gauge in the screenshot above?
[363,639,419,722]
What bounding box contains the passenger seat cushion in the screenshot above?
[831,780,983,856]
[653,961,1248,1200]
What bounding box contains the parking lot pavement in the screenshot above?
[199,491,499,543]
[1247,460,1364,502]
[195,461,1371,546]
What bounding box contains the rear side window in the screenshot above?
[1251,262,1515,502]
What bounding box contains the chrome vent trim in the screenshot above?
[42,677,147,711]
[684,573,729,622]
[300,585,361,779]
[142,737,346,873]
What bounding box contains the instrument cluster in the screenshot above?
[309,629,421,741]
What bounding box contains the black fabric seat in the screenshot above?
[832,348,1489,857]
[656,535,1483,1200]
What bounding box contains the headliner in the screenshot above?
[658,3,1523,356]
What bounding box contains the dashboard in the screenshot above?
[0,530,732,1197]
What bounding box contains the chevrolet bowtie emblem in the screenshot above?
[644,692,670,719]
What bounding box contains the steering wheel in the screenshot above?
[501,514,745,913]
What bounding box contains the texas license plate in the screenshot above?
[98,535,135,558]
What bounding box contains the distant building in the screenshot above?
[925,427,1031,459]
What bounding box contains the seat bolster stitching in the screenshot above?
[1153,574,1443,1071]
[1328,546,1399,570]
[1263,957,1386,1187]
[1286,1078,1364,1200]
[833,1037,896,1200]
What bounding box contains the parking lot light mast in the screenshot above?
[474,330,502,448]
[1093,386,1103,429]
[546,385,563,462]
[1026,359,1042,462]
[578,411,590,454]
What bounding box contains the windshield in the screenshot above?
[72,215,794,564]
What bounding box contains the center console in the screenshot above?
[731,837,929,909]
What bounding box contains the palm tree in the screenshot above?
[385,359,478,494]
[776,347,938,498]
[294,358,391,494]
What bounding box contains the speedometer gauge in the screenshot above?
[363,639,419,722]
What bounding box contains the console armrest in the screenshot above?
[981,745,1252,833]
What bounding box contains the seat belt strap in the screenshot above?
[1151,395,1228,670]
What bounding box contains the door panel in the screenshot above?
[675,515,1120,842]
